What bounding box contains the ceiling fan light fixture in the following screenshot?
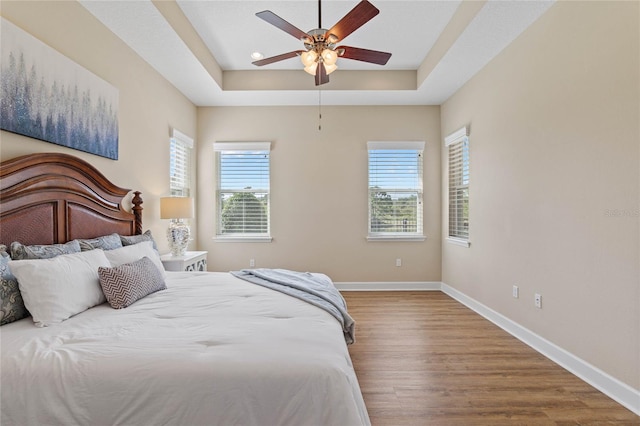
[304,63,318,76]
[251,52,264,60]
[325,63,338,75]
[253,0,391,86]
[300,50,318,67]
[321,49,338,65]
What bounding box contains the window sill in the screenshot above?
[367,235,426,242]
[214,236,273,243]
[446,237,470,247]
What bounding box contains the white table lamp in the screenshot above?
[160,197,194,256]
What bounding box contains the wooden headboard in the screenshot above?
[0,153,143,246]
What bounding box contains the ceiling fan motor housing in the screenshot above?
[302,29,340,55]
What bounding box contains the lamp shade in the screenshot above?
[160,197,194,219]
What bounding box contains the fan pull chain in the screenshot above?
[318,90,322,131]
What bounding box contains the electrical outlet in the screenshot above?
[512,285,519,299]
[535,293,542,309]
[396,258,402,267]
[249,258,255,267]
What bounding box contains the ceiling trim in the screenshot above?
[223,70,416,91]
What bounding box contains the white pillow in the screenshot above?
[104,241,166,278]
[10,249,111,327]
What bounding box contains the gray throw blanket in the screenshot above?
[231,269,355,344]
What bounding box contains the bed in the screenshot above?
[0,153,369,426]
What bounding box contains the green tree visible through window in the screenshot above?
[370,189,418,233]
[370,188,393,231]
[220,191,268,234]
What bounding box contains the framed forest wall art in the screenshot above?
[0,18,119,160]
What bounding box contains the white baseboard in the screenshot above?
[335,281,441,291]
[440,282,640,416]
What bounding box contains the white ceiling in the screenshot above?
[80,0,555,106]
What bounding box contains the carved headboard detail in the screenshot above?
[0,153,142,246]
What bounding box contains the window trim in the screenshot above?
[214,236,273,243]
[445,126,470,247]
[367,235,426,242]
[213,141,272,242]
[214,141,271,152]
[444,127,468,147]
[446,236,470,248]
[367,141,426,241]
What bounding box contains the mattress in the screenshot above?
[1,271,369,426]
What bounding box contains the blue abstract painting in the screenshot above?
[1,18,119,160]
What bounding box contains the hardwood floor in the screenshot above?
[342,291,639,426]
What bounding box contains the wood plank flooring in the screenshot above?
[342,291,639,426]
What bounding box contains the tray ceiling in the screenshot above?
[80,0,555,106]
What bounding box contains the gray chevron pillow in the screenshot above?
[98,256,166,309]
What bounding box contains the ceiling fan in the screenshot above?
[252,0,392,86]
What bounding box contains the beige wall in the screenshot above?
[0,1,197,252]
[197,106,441,282]
[441,1,639,389]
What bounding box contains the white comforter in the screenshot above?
[1,272,370,426]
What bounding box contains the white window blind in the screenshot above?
[367,141,424,238]
[215,142,270,237]
[445,127,469,242]
[170,129,193,197]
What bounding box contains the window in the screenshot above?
[445,127,470,246]
[169,129,193,197]
[214,142,271,240]
[367,141,425,240]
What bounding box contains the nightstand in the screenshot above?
[160,251,207,272]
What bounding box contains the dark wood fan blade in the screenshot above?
[326,0,379,42]
[337,46,391,65]
[252,51,304,66]
[256,11,311,42]
[315,62,329,86]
